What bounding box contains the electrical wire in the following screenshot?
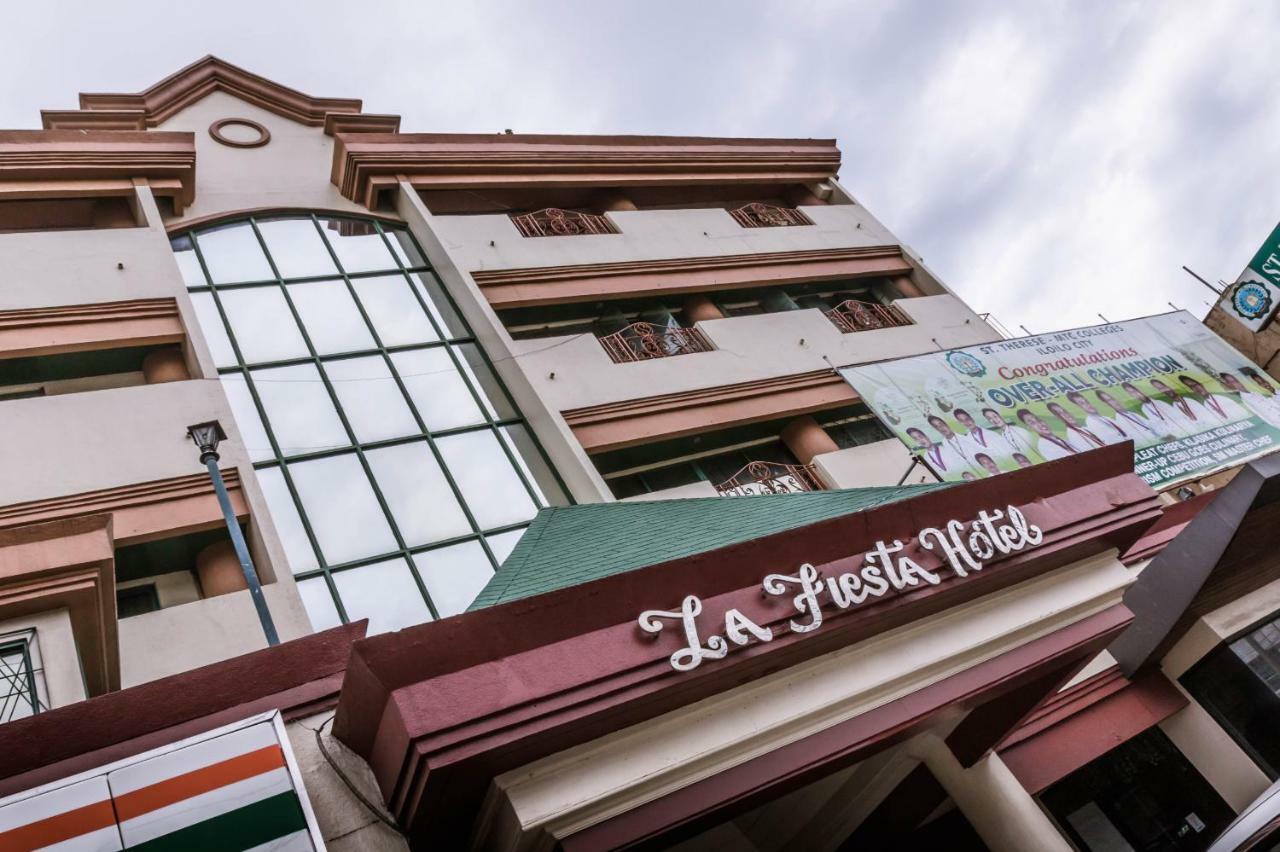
[311,713,404,835]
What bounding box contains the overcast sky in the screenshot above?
[3,1,1278,334]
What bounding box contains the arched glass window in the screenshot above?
[172,215,568,633]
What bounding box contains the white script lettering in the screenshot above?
[638,505,1043,671]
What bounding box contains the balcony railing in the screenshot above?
[824,300,912,334]
[510,208,617,237]
[598,322,714,364]
[728,202,813,228]
[713,461,823,497]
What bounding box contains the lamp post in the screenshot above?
[187,421,280,646]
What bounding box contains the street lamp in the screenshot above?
[187,420,280,646]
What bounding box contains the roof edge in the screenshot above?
[44,55,399,134]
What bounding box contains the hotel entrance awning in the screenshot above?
[333,444,1161,849]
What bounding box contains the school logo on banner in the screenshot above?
[1232,280,1273,320]
[1216,222,1280,332]
[945,349,986,378]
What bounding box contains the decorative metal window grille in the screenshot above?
[598,322,714,364]
[728,202,813,228]
[172,215,571,631]
[0,633,45,723]
[713,461,823,497]
[824,300,913,334]
[510,208,616,238]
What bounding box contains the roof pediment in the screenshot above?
[41,56,400,134]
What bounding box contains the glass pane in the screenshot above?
[256,217,337,279]
[288,453,397,565]
[253,364,348,456]
[171,235,207,286]
[455,343,517,420]
[297,577,343,631]
[188,292,237,368]
[409,272,468,338]
[391,348,484,430]
[386,228,423,268]
[255,466,319,574]
[486,528,526,566]
[500,424,566,505]
[332,558,432,634]
[194,222,273,283]
[437,429,538,529]
[351,275,439,346]
[366,442,471,546]
[286,280,376,355]
[324,356,419,443]
[413,540,493,618]
[222,376,273,462]
[218,287,308,364]
[320,217,398,273]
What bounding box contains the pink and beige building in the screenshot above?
[0,58,1276,852]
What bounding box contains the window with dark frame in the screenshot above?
[0,633,44,723]
[1181,609,1280,779]
[116,585,161,619]
[172,215,570,632]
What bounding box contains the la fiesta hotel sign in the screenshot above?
[638,504,1043,672]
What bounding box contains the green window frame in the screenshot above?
[173,214,570,630]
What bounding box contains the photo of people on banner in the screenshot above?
[838,311,1280,490]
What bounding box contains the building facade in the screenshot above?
[0,58,1277,852]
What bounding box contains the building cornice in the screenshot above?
[42,56,400,134]
[473,245,911,308]
[331,133,842,207]
[0,130,196,210]
[0,470,246,547]
[562,369,856,453]
[0,298,183,359]
[39,110,157,131]
[997,666,1186,794]
[0,472,252,701]
[1119,488,1215,565]
[0,515,119,696]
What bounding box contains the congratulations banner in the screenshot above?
[838,311,1280,490]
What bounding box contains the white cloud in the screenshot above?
[2,0,1277,334]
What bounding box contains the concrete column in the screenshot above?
[912,737,1071,852]
[197,539,248,598]
[394,178,614,504]
[683,294,725,324]
[142,347,190,383]
[1160,695,1270,813]
[782,416,840,465]
[892,275,925,299]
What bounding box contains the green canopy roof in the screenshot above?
[468,484,947,611]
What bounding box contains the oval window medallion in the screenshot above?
[208,117,271,149]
